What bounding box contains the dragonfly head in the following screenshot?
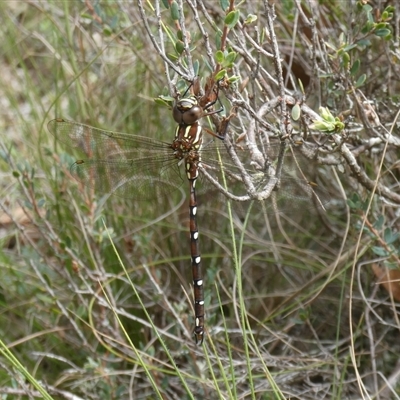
[173,96,202,125]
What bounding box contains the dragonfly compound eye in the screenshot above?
[173,98,202,125]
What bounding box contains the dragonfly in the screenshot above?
[48,81,329,344]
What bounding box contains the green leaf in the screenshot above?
[170,1,179,21]
[383,261,398,270]
[375,28,391,37]
[37,198,46,208]
[193,59,200,75]
[220,0,229,11]
[298,79,305,94]
[374,215,385,230]
[80,13,93,20]
[175,40,184,55]
[227,75,240,84]
[341,51,350,69]
[222,51,237,67]
[0,290,6,307]
[215,30,222,49]
[355,73,366,88]
[103,25,112,36]
[363,4,373,19]
[361,21,375,34]
[65,235,72,248]
[371,246,389,257]
[309,107,344,133]
[334,118,345,132]
[350,59,360,76]
[161,0,169,9]
[244,14,257,24]
[375,22,388,30]
[225,10,240,29]
[384,228,399,245]
[309,120,335,132]
[215,50,224,64]
[356,39,371,48]
[154,96,174,108]
[384,6,394,14]
[37,293,54,304]
[343,43,358,52]
[320,107,335,122]
[215,69,227,81]
[291,104,301,121]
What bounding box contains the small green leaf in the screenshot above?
[338,32,345,47]
[375,28,391,37]
[347,193,360,209]
[222,51,237,67]
[384,6,394,14]
[356,39,371,48]
[37,198,46,208]
[154,97,173,108]
[193,59,200,75]
[215,30,222,49]
[177,29,183,41]
[309,120,335,132]
[291,104,301,121]
[175,40,184,55]
[363,4,373,19]
[215,69,227,81]
[374,215,385,230]
[37,293,54,304]
[384,228,399,245]
[361,21,375,34]
[298,79,305,94]
[225,10,240,29]
[215,50,224,64]
[80,13,93,20]
[383,261,398,270]
[334,118,345,132]
[309,107,344,133]
[65,235,72,248]
[103,25,112,36]
[170,1,179,20]
[227,75,240,84]
[161,0,169,9]
[220,0,229,11]
[343,43,358,52]
[341,51,350,69]
[0,291,6,307]
[355,73,366,88]
[320,107,335,122]
[12,170,20,178]
[375,22,388,30]
[350,59,360,76]
[109,15,119,30]
[244,14,257,24]
[371,246,389,257]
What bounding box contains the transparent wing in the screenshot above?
[48,118,183,199]
[197,137,330,213]
[48,118,329,209]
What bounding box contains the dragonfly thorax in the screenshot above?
[173,96,202,125]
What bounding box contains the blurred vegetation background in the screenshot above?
[0,1,399,399]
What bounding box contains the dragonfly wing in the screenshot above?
[48,119,183,200]
[198,138,330,213]
[70,158,183,200]
[48,118,172,158]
